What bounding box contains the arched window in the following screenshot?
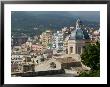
[77,46,81,54]
[36,60,38,63]
[70,47,73,53]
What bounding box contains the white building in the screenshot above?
[52,31,64,53]
[11,54,24,73]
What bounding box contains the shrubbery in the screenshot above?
[79,41,100,77]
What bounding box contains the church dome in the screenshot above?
[69,19,90,40]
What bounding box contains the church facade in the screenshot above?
[65,19,90,55]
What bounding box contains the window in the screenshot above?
[77,46,81,54]
[36,60,38,63]
[70,47,73,53]
[66,49,68,54]
[58,43,63,46]
[27,57,31,62]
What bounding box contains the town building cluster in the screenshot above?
[11,19,100,76]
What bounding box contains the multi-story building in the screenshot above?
[61,27,72,38]
[12,46,22,54]
[40,30,53,49]
[91,30,100,41]
[11,54,24,73]
[52,31,64,54]
[31,44,43,52]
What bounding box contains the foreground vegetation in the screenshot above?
[79,41,100,77]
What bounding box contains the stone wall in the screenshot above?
[61,62,82,69]
[12,69,65,77]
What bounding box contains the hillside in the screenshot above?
[11,11,100,37]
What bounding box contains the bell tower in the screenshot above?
[76,19,81,30]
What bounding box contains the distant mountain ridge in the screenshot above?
[11,11,100,37]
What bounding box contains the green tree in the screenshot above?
[79,41,100,77]
[79,70,100,77]
[81,41,100,70]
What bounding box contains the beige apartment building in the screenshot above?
[40,30,53,49]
